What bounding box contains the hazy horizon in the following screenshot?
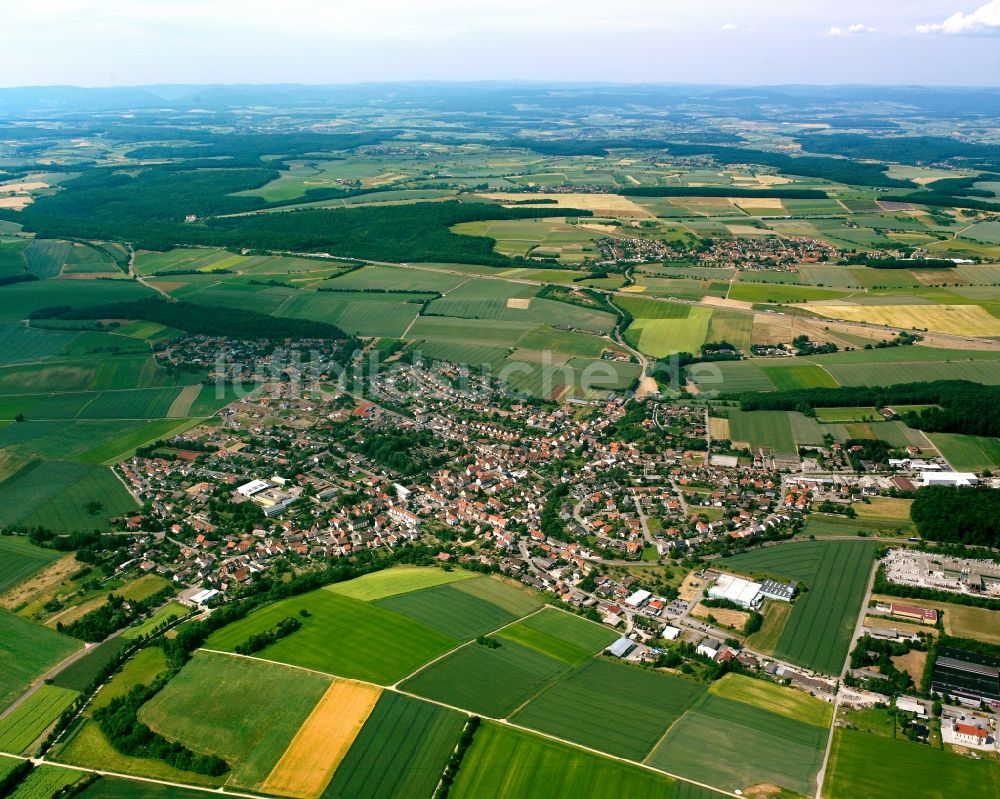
[4,1,1000,88]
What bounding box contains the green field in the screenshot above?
[814,406,882,422]
[824,729,1000,799]
[929,432,1000,471]
[0,684,78,754]
[511,659,706,760]
[0,610,80,711]
[323,692,465,799]
[401,637,569,718]
[761,363,838,390]
[139,651,330,790]
[625,308,712,358]
[708,672,833,727]
[0,536,62,594]
[121,602,191,639]
[450,722,687,799]
[7,764,81,799]
[75,777,219,799]
[56,719,225,788]
[0,460,138,532]
[722,540,876,674]
[648,693,828,796]
[726,409,796,451]
[325,565,476,601]
[51,638,130,693]
[205,588,456,684]
[495,608,617,665]
[374,578,527,640]
[89,648,169,712]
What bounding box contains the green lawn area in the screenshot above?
[0,536,63,594]
[721,540,876,674]
[400,638,570,718]
[322,692,465,799]
[648,693,829,796]
[138,651,331,791]
[824,729,1000,799]
[205,588,457,684]
[450,722,685,799]
[743,600,792,657]
[511,659,706,761]
[0,610,80,712]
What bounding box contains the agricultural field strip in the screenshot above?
[0,753,265,799]
[196,611,739,798]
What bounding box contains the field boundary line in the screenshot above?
[390,604,548,688]
[0,751,264,799]
[198,640,742,796]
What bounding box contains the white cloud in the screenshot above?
[916,0,1000,34]
[829,22,874,36]
[719,22,739,31]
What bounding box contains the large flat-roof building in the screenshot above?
[759,579,796,603]
[920,471,979,487]
[708,574,762,609]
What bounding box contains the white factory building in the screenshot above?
[919,471,979,487]
[708,574,763,609]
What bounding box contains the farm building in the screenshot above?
[662,625,682,640]
[919,471,979,487]
[708,574,762,609]
[606,638,637,659]
[890,603,938,624]
[759,579,796,602]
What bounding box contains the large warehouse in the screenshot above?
[708,574,763,609]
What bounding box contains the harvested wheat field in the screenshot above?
[478,192,653,218]
[506,297,531,309]
[262,679,382,799]
[678,571,708,602]
[692,602,749,630]
[810,304,1000,336]
[732,197,784,210]
[1,555,78,610]
[709,416,731,440]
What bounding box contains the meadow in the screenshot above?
[324,565,477,601]
[449,722,683,799]
[322,692,465,799]
[89,648,169,712]
[205,588,456,684]
[139,651,331,791]
[511,659,706,760]
[722,540,876,674]
[823,729,1000,799]
[708,672,832,727]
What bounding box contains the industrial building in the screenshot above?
[708,574,763,609]
[759,579,796,602]
[919,471,979,487]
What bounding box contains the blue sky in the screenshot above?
[4,1,1000,87]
